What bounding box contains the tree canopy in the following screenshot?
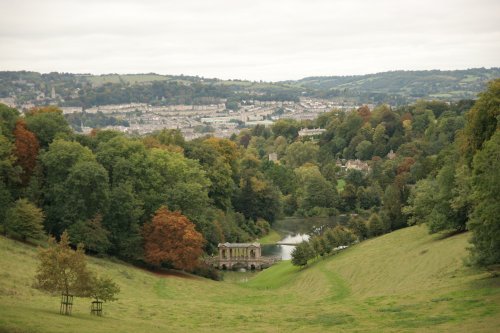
[143,207,205,271]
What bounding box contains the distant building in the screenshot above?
[345,159,371,172]
[245,120,274,127]
[269,152,278,162]
[247,114,263,121]
[298,128,326,137]
[387,150,396,160]
[0,97,16,108]
[60,107,83,114]
[201,116,233,125]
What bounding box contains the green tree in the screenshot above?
[272,119,300,142]
[185,139,236,211]
[372,124,389,157]
[90,276,120,304]
[148,148,211,222]
[340,184,357,212]
[34,231,93,314]
[41,139,95,185]
[462,79,500,161]
[291,241,314,267]
[0,181,12,234]
[311,237,324,257]
[338,112,364,144]
[368,213,387,237]
[348,215,368,241]
[294,165,338,215]
[419,152,468,233]
[355,140,373,160]
[0,134,20,231]
[403,179,438,226]
[41,141,109,235]
[345,169,366,188]
[234,172,282,223]
[261,161,297,195]
[382,184,405,230]
[325,226,356,248]
[468,131,500,266]
[103,182,144,259]
[357,185,382,210]
[5,198,44,241]
[320,162,339,185]
[284,141,319,168]
[68,215,111,255]
[0,104,20,139]
[95,136,149,189]
[25,107,72,148]
[95,136,150,246]
[154,128,185,147]
[64,160,109,216]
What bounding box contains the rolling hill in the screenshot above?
[287,68,500,100]
[0,225,498,332]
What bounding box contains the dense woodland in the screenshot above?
[0,79,498,274]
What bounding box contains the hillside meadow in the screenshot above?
[0,225,499,333]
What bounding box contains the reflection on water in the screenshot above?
[261,216,345,260]
[262,233,309,260]
[278,233,309,244]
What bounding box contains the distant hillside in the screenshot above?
[286,68,500,102]
[1,68,499,107]
[0,71,300,108]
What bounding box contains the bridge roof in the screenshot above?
[218,242,260,248]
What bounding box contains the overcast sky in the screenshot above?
[1,0,499,81]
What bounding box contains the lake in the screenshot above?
[261,233,309,260]
[261,216,347,260]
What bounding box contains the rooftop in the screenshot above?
[218,242,260,248]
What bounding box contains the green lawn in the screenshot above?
[0,225,498,332]
[85,74,169,86]
[337,178,346,192]
[256,229,282,244]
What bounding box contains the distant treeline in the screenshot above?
[1,68,499,108]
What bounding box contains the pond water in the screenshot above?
[261,233,309,260]
[261,216,346,260]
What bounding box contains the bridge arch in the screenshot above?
[208,242,279,270]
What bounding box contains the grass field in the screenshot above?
[0,225,499,332]
[337,178,346,192]
[85,74,170,86]
[256,229,283,244]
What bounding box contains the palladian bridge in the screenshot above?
[207,242,280,270]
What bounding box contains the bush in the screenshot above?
[192,263,222,281]
[291,241,315,267]
[6,198,45,241]
[368,213,388,237]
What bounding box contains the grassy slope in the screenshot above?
[337,178,346,192]
[85,74,170,86]
[0,225,498,333]
[256,229,283,244]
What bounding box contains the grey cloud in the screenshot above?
[0,0,498,81]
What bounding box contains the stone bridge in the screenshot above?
[206,242,280,270]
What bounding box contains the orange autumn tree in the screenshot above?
[143,206,205,271]
[13,119,39,185]
[356,105,371,123]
